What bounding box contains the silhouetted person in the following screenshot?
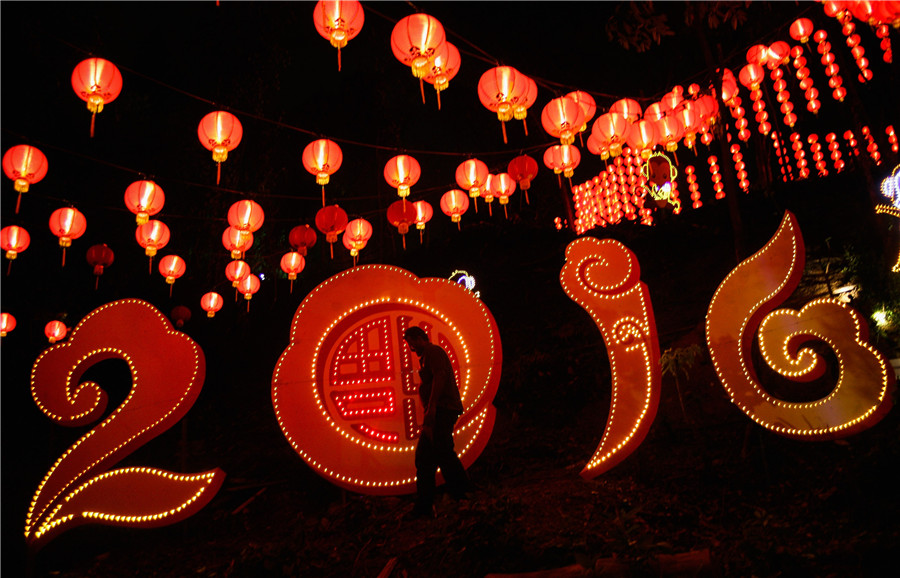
[403,326,469,518]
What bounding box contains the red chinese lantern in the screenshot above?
[123,180,165,225]
[3,145,48,214]
[315,204,349,258]
[507,154,538,204]
[543,145,581,182]
[313,0,364,71]
[592,112,632,159]
[136,220,170,273]
[225,260,251,289]
[391,13,446,80]
[643,102,667,122]
[49,207,86,267]
[198,111,243,185]
[86,243,114,290]
[383,154,420,199]
[342,217,372,264]
[655,115,684,153]
[413,200,433,242]
[386,199,416,249]
[423,41,460,109]
[790,18,814,43]
[200,292,224,318]
[71,57,122,138]
[159,254,186,296]
[170,305,192,329]
[440,189,469,229]
[238,274,261,311]
[489,173,517,219]
[45,320,67,344]
[280,251,306,293]
[1,312,15,337]
[746,44,770,67]
[541,96,585,146]
[609,98,642,122]
[222,226,253,260]
[302,138,343,206]
[289,224,318,256]
[455,158,489,213]
[227,199,265,233]
[625,119,659,159]
[1,225,30,275]
[676,104,700,151]
[478,66,529,143]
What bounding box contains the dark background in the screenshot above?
[3,2,899,576]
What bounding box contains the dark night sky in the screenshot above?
[3,1,898,572]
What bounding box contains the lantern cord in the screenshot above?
[15,192,22,214]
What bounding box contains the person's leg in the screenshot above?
[433,410,469,499]
[414,434,437,513]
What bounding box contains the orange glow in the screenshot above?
[221,226,253,260]
[384,155,421,199]
[136,220,170,258]
[197,111,243,184]
[200,292,224,317]
[559,237,661,478]
[225,260,251,288]
[44,320,67,344]
[71,58,122,137]
[313,0,364,70]
[440,189,469,226]
[271,265,502,495]
[390,13,446,79]
[3,144,48,212]
[705,211,895,439]
[158,255,186,285]
[2,225,30,260]
[227,199,265,233]
[541,96,585,145]
[26,299,224,550]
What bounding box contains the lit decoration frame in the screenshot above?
[26,299,225,551]
[271,265,502,495]
[449,269,481,299]
[705,211,895,439]
[559,237,661,479]
[641,151,680,210]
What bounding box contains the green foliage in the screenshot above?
[605,2,675,53]
[660,343,705,381]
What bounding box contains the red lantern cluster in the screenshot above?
[424,41,460,109]
[771,131,793,182]
[342,217,372,264]
[685,165,701,209]
[808,134,829,177]
[730,143,750,192]
[790,132,811,179]
[860,125,882,165]
[825,132,846,173]
[478,66,533,144]
[813,30,846,103]
[708,155,725,199]
[886,125,898,153]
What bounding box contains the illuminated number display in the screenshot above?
[560,237,662,479]
[272,265,502,495]
[706,211,895,439]
[25,299,225,550]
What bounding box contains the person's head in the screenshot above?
[403,326,429,355]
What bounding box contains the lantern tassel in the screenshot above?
[488,202,493,217]
[235,288,239,302]
[61,247,66,268]
[290,279,294,294]
[402,234,406,250]
[169,284,174,298]
[7,260,12,276]
[456,220,461,231]
[522,119,529,137]
[322,185,326,207]
[525,190,530,205]
[420,78,426,105]
[247,300,251,313]
[501,121,508,144]
[504,205,508,219]
[148,256,154,276]
[419,229,424,244]
[436,89,441,111]
[90,112,96,139]
[473,197,478,214]
[330,242,334,259]
[337,47,342,72]
[15,192,22,214]
[95,275,100,291]
[216,163,222,185]
[579,132,585,148]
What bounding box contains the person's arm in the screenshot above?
[422,346,451,436]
